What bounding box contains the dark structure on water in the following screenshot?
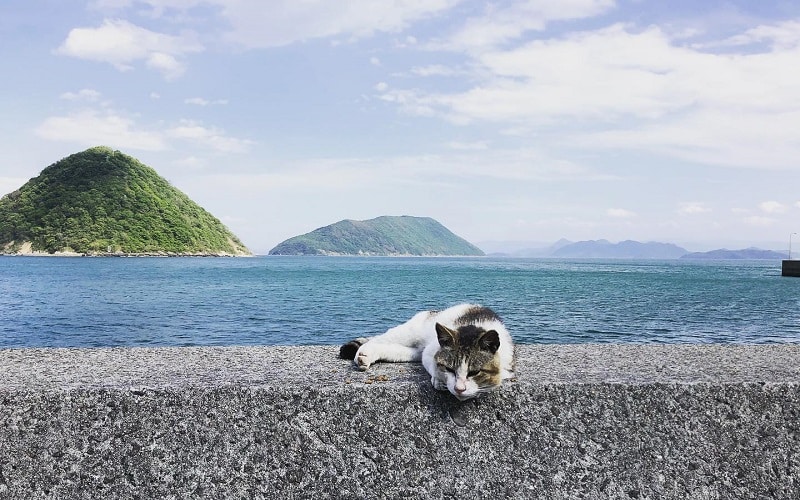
[782,260,800,277]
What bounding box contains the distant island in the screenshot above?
[269,216,484,256]
[0,146,251,256]
[681,248,788,260]
[552,239,688,259]
[488,239,787,260]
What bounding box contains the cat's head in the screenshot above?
[433,323,502,401]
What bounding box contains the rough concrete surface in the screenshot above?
[1,345,799,499]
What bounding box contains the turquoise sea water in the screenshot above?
[0,256,798,347]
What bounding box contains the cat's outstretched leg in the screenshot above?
[357,343,421,370]
[340,311,430,369]
[340,340,421,370]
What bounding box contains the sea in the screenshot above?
[1,256,798,348]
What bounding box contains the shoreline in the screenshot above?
[1,240,252,257]
[1,252,253,257]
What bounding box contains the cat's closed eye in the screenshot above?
[467,369,481,377]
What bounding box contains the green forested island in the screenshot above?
[269,216,484,256]
[0,146,250,256]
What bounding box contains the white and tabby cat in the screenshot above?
[340,304,515,401]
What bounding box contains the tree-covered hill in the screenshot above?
[269,216,484,256]
[0,146,250,255]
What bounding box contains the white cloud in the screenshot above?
[387,25,699,123]
[678,202,711,215]
[401,35,418,47]
[35,110,167,151]
[374,82,389,92]
[35,109,250,154]
[167,120,254,153]
[60,89,102,102]
[606,208,636,218]
[56,19,203,79]
[191,147,598,196]
[370,57,381,66]
[410,64,461,77]
[378,89,437,117]
[89,0,134,8]
[184,97,229,106]
[743,216,776,227]
[441,0,616,50]
[721,20,800,50]
[88,0,208,18]
[145,51,185,79]
[445,141,488,150]
[386,20,800,169]
[580,108,800,169]
[91,0,461,47]
[759,201,787,214]
[212,0,460,48]
[185,97,208,106]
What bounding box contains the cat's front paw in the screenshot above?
[431,376,448,392]
[354,346,373,371]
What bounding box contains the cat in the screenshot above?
[340,304,515,401]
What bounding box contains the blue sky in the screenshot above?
[2,0,800,253]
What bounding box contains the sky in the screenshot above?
[1,1,800,254]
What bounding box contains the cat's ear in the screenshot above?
[435,323,456,347]
[479,330,501,354]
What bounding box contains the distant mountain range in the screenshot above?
[269,216,484,256]
[486,239,788,260]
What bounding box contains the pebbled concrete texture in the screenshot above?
[1,345,799,499]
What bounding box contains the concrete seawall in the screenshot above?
[1,345,799,499]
